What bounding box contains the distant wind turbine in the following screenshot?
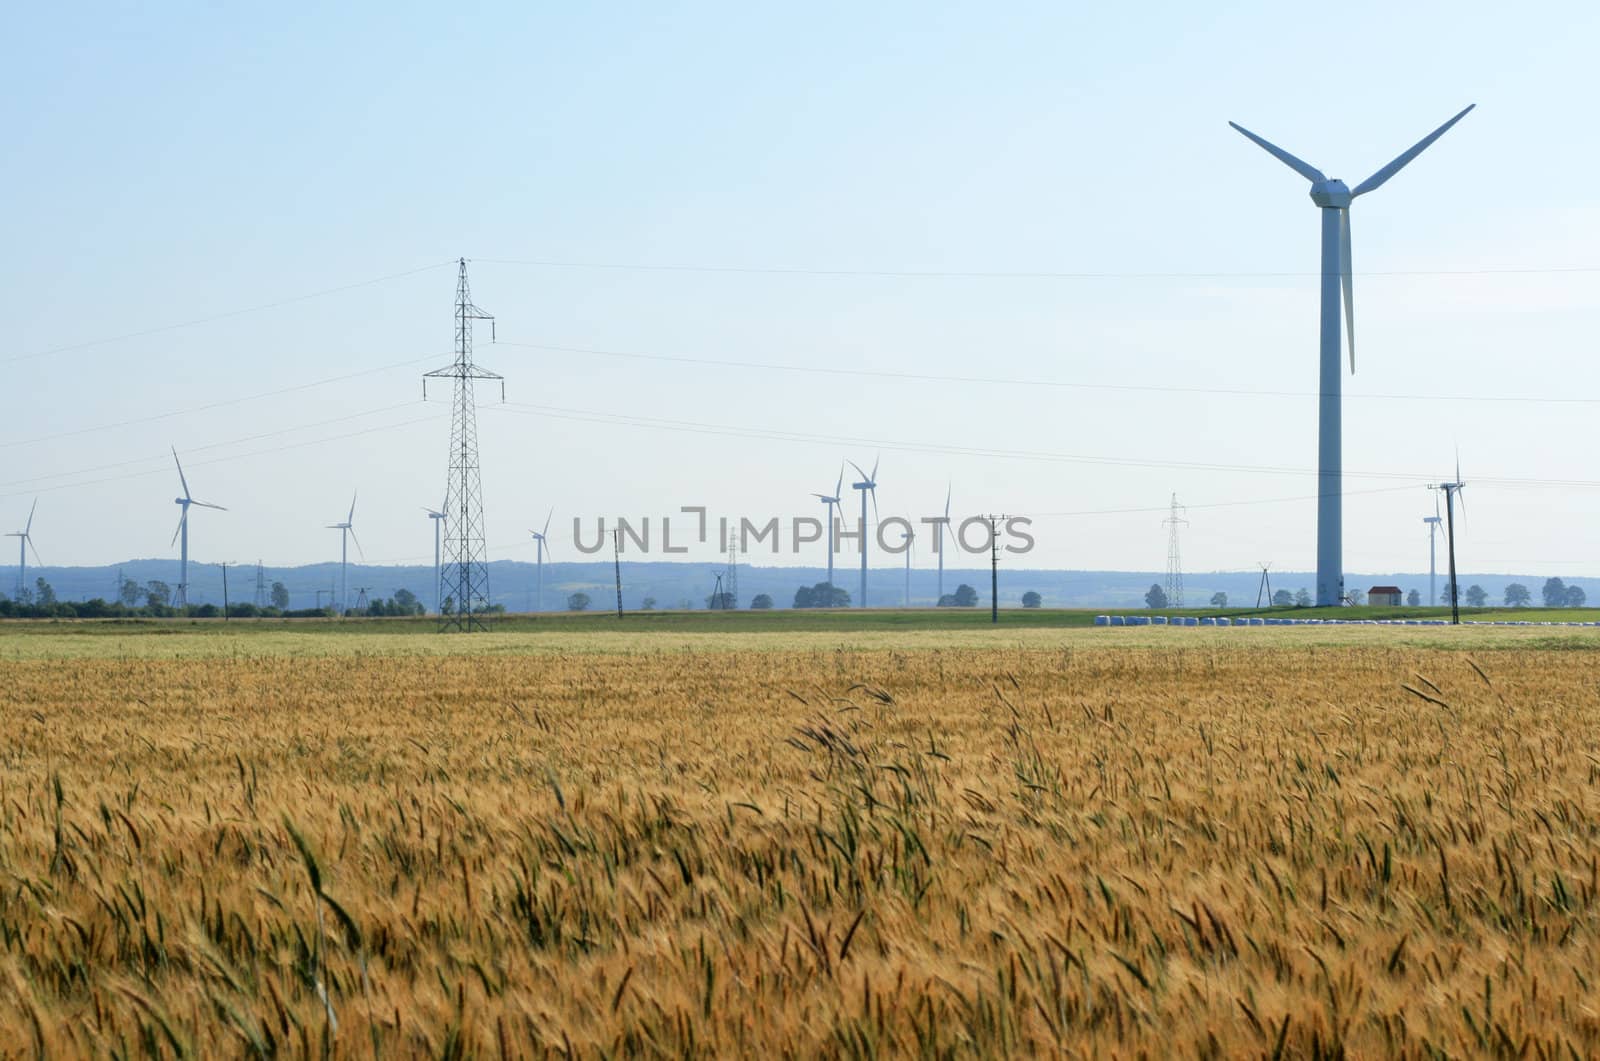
[812,464,844,600]
[849,457,879,608]
[170,448,226,608]
[1423,494,1443,607]
[936,485,952,600]
[326,492,362,614]
[1230,104,1474,605]
[529,508,553,612]
[6,500,40,601]
[424,499,446,614]
[902,525,914,608]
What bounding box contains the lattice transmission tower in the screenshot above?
[253,561,267,609]
[424,259,503,632]
[1163,493,1187,608]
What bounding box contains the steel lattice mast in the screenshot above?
[424,258,502,632]
[1163,493,1187,609]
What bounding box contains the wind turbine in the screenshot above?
[326,492,362,614]
[1230,104,1474,606]
[1429,457,1467,625]
[812,464,844,600]
[902,525,915,608]
[1423,495,1443,607]
[171,448,226,608]
[849,458,879,609]
[529,508,553,612]
[935,485,952,600]
[424,499,445,615]
[6,500,39,601]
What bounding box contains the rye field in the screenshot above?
[2,620,1600,1057]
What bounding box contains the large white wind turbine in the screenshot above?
[812,464,844,599]
[1230,104,1474,605]
[935,485,951,600]
[849,458,879,608]
[6,500,40,601]
[424,499,445,614]
[326,492,362,614]
[170,448,226,608]
[529,508,553,612]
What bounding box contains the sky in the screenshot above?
[3,1,1598,578]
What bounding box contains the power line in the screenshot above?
[499,340,1600,407]
[6,261,457,365]
[481,256,1600,281]
[486,400,1600,490]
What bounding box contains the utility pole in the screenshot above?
[726,521,740,610]
[1163,493,1187,609]
[221,562,230,620]
[1256,563,1273,609]
[424,258,503,632]
[613,529,624,619]
[983,514,1008,624]
[711,572,724,611]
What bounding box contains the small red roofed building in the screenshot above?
[1368,586,1403,606]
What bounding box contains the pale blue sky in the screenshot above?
[3,1,1597,575]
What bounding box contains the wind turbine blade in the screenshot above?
[171,447,191,500]
[848,460,868,482]
[26,538,42,566]
[348,491,357,525]
[348,526,365,560]
[1351,104,1475,198]
[543,508,553,537]
[171,512,186,548]
[835,464,844,500]
[943,485,951,522]
[1227,121,1327,183]
[870,455,880,482]
[192,500,227,511]
[24,499,36,535]
[869,485,880,524]
[1340,208,1355,373]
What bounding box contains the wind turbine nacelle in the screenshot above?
[1309,179,1352,208]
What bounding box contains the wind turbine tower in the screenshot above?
[1163,493,1187,609]
[424,258,504,632]
[1230,105,1473,605]
[812,464,844,597]
[849,458,879,608]
[170,449,226,608]
[425,499,446,613]
[326,492,361,614]
[1429,461,1467,625]
[529,509,552,612]
[1423,499,1443,607]
[6,500,39,601]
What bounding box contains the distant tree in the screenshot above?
[1465,585,1487,608]
[750,593,774,610]
[270,581,290,610]
[393,588,421,615]
[1144,583,1168,609]
[567,592,591,612]
[1406,589,1422,606]
[795,582,850,609]
[1442,584,1459,606]
[1209,592,1227,608]
[440,595,455,616]
[145,580,172,608]
[1294,588,1312,608]
[641,596,657,611]
[1542,577,1568,608]
[34,577,56,606]
[1566,585,1587,608]
[952,583,979,607]
[119,576,143,608]
[1272,589,1294,607]
[1346,589,1366,606]
[1503,583,1531,607]
[936,594,956,606]
[1021,590,1042,608]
